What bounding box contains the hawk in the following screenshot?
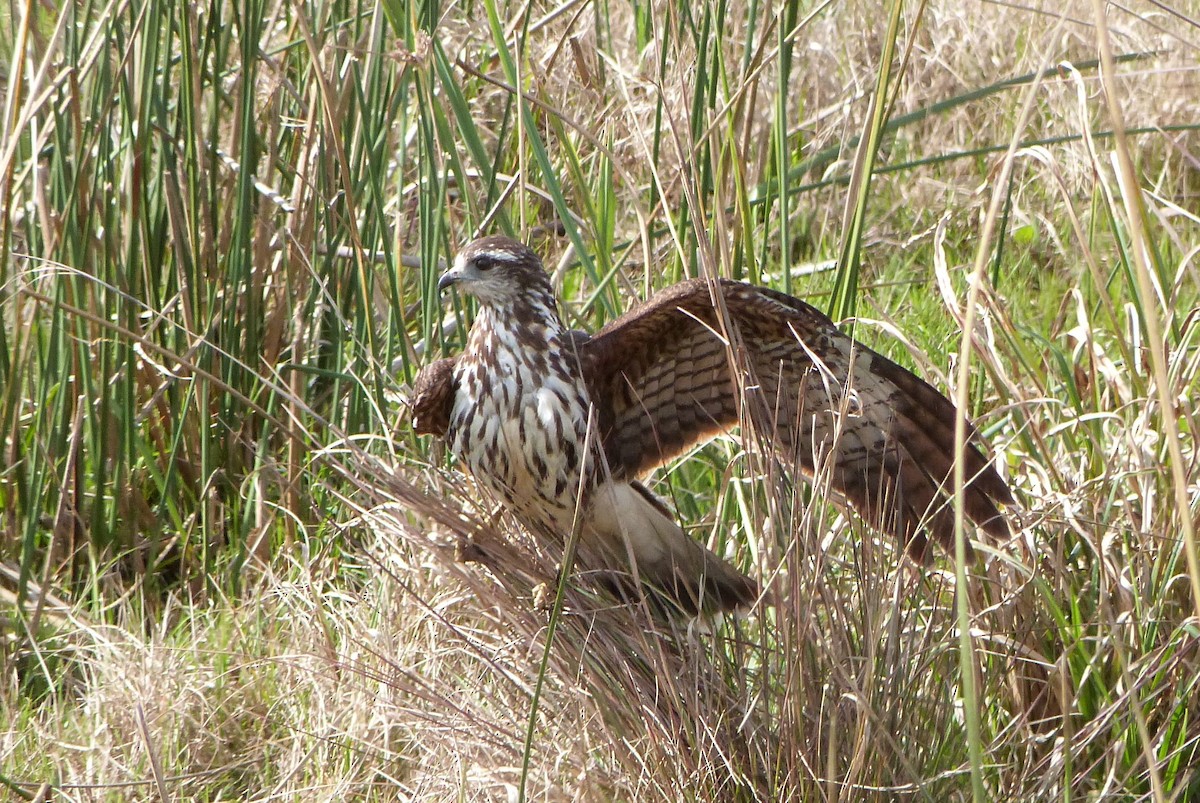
[412,235,1013,614]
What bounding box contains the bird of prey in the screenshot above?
[411,235,1012,614]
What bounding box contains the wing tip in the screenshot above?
[411,357,457,436]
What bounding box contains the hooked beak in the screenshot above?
[437,268,463,293]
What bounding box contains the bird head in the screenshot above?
[437,235,554,308]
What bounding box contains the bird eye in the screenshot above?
[474,256,496,272]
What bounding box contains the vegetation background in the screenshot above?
[2,0,1198,799]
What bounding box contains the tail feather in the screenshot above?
[585,480,758,614]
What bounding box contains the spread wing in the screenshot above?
[579,278,1013,558]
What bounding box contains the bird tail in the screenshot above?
[585,481,758,615]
